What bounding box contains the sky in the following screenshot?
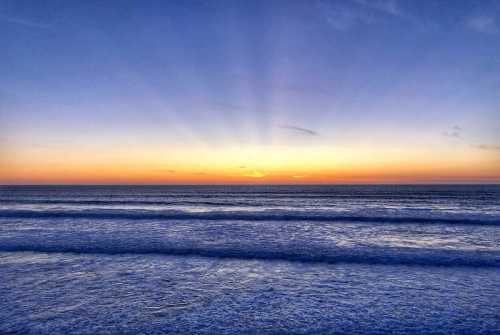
[1,0,499,184]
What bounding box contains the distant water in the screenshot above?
[0,185,499,334]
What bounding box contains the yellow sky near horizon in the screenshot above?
[2,143,499,184]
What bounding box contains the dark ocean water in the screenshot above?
[0,185,499,334]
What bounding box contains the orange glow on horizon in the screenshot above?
[1,142,499,185]
[1,159,499,185]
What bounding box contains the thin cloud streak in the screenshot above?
[476,144,500,151]
[318,0,405,32]
[465,15,498,34]
[279,125,319,136]
[318,1,374,31]
[0,14,50,29]
[443,125,463,139]
[354,0,402,17]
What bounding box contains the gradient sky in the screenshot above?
[1,0,499,184]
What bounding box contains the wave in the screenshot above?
[0,242,498,268]
[1,192,495,201]
[0,199,261,207]
[0,209,498,226]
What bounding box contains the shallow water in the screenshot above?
[1,185,499,334]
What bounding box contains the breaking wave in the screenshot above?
[1,241,498,268]
[0,209,498,226]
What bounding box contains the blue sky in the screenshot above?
[1,0,499,183]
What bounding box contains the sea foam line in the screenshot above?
[0,243,498,268]
[0,209,498,226]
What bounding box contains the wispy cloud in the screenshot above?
[465,15,498,34]
[476,144,500,151]
[278,82,328,97]
[0,14,50,29]
[318,1,373,31]
[354,0,402,17]
[279,125,319,136]
[155,169,176,174]
[317,0,404,31]
[443,125,463,139]
[212,101,242,111]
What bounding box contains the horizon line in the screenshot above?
[2,182,500,187]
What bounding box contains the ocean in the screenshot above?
[0,185,499,334]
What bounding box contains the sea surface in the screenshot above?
[0,185,499,334]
